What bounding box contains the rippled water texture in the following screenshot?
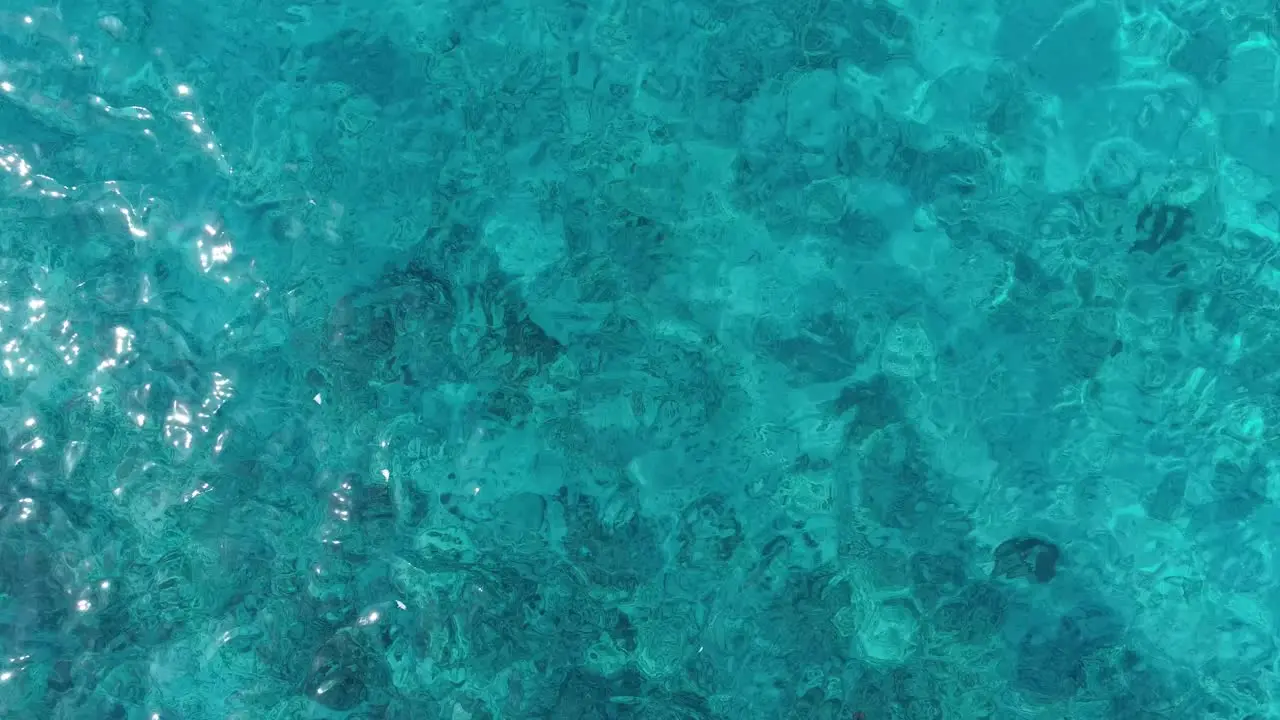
[0,1,1274,719]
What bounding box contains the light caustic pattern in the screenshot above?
[0,8,278,690]
[0,6,253,460]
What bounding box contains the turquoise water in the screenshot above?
[0,0,1273,717]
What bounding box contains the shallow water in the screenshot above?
[0,1,1273,718]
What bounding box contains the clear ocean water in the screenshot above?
[0,0,1273,718]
